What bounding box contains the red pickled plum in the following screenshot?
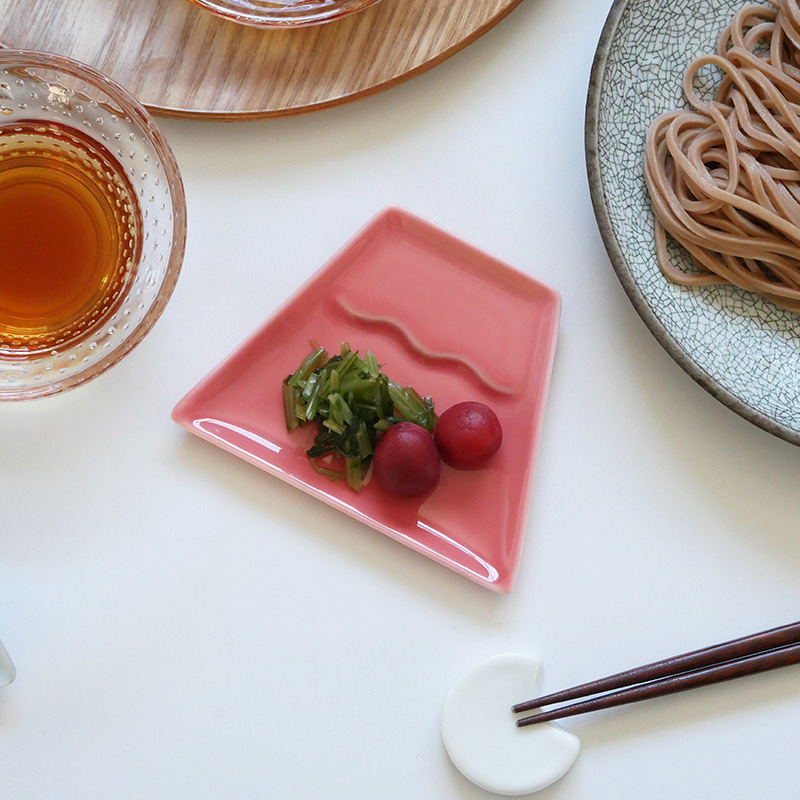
[434,402,502,470]
[373,422,441,497]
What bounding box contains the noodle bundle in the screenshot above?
[645,0,800,312]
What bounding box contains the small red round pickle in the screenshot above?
[434,402,503,470]
[373,422,441,497]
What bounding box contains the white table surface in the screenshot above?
[3,0,800,797]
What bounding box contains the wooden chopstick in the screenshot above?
[514,642,800,727]
[513,620,800,727]
[513,620,800,714]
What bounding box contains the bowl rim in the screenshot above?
[0,48,187,401]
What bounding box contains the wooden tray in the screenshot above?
[0,0,525,119]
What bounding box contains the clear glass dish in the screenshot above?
[187,0,383,28]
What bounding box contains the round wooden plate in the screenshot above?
[0,0,525,119]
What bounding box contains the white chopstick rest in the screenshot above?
[441,654,580,796]
[0,639,16,688]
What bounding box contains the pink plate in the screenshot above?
[172,207,560,592]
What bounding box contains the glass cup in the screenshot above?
[0,50,187,401]
[0,639,14,688]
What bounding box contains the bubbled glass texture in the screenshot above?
[0,50,186,400]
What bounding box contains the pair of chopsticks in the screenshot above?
[512,620,800,727]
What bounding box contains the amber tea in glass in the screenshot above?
[0,121,141,356]
[0,49,186,401]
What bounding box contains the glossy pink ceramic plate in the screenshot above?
[172,207,560,592]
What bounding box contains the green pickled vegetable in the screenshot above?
[283,342,437,490]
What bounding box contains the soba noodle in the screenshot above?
[644,0,800,312]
